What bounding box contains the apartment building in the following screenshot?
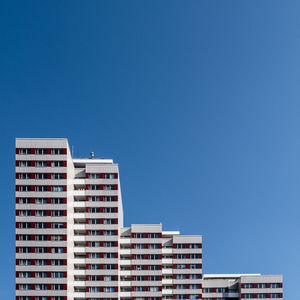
[15,138,282,300]
[203,274,283,299]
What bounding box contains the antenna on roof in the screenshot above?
[90,152,94,159]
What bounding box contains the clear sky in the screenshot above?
[0,0,299,298]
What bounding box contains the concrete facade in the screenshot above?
[15,138,283,300]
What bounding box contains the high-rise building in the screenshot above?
[15,138,282,300]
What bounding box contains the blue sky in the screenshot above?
[0,0,299,298]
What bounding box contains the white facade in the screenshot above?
[15,138,282,300]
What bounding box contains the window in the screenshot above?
[149,276,159,281]
[90,275,101,281]
[149,254,159,260]
[36,198,47,204]
[89,196,100,202]
[190,254,200,259]
[36,259,47,266]
[52,272,64,278]
[190,274,200,279]
[20,284,32,290]
[104,207,115,213]
[149,287,159,292]
[52,161,64,167]
[176,296,185,300]
[36,272,47,278]
[90,287,101,292]
[20,149,31,155]
[104,276,114,281]
[103,185,116,190]
[103,173,116,179]
[36,149,47,155]
[104,253,115,258]
[52,186,64,192]
[149,243,159,249]
[35,284,48,290]
[52,284,64,290]
[244,284,254,289]
[135,244,145,249]
[90,264,100,270]
[257,294,267,299]
[135,265,146,270]
[36,161,47,167]
[104,241,115,247]
[216,288,226,293]
[52,210,64,216]
[177,285,185,289]
[149,265,160,270]
[52,223,64,228]
[190,264,200,269]
[149,233,159,238]
[36,173,47,179]
[89,230,100,236]
[19,198,31,204]
[104,230,116,236]
[270,283,281,289]
[190,284,199,289]
[89,219,100,224]
[104,219,116,225]
[36,210,47,217]
[90,185,100,190]
[20,272,31,278]
[52,198,64,204]
[20,161,31,167]
[89,173,100,179]
[104,196,116,202]
[52,149,64,155]
[90,253,100,258]
[89,242,100,247]
[52,173,64,179]
[176,264,186,269]
[134,233,146,238]
[190,295,200,299]
[135,276,146,281]
[104,287,116,292]
[270,294,281,299]
[244,294,254,299]
[176,274,186,279]
[104,264,116,270]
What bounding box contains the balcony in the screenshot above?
[119,238,131,245]
[162,279,173,285]
[119,260,131,266]
[119,291,131,297]
[120,270,131,276]
[120,281,131,287]
[74,258,86,265]
[73,190,86,196]
[74,247,85,253]
[74,201,86,208]
[74,235,86,242]
[73,213,85,219]
[120,249,131,255]
[162,289,173,295]
[162,258,173,265]
[74,292,85,298]
[74,281,86,287]
[74,224,85,230]
[74,269,85,276]
[162,248,173,254]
